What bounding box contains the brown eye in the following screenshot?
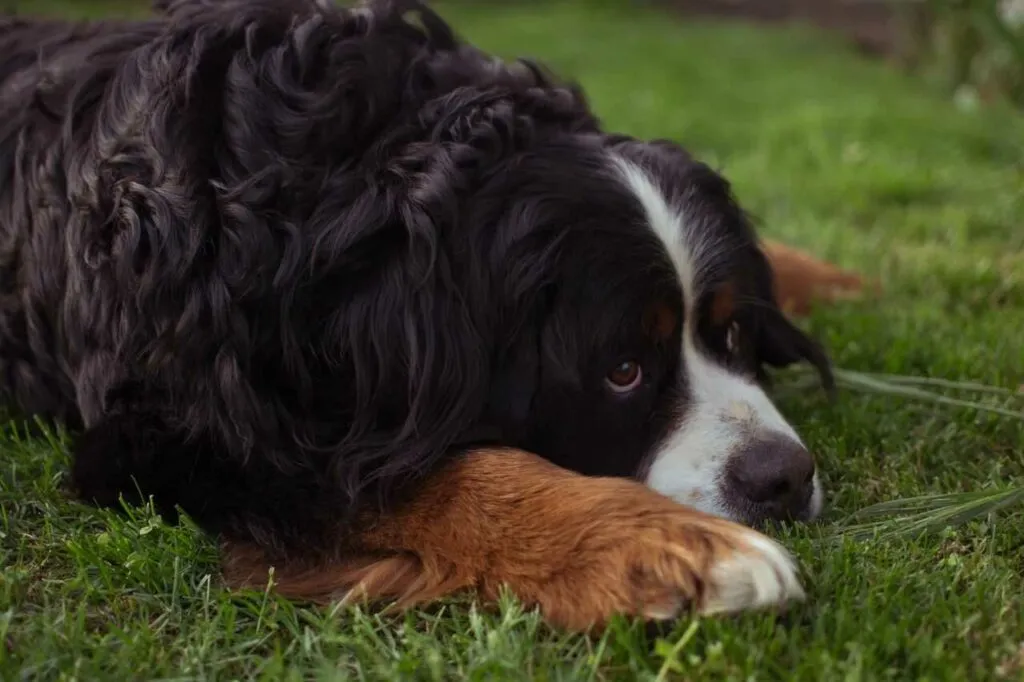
[605,360,643,393]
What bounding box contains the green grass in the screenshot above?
[3,1,1024,680]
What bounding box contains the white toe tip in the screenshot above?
[700,533,805,615]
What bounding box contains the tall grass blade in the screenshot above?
[831,487,1024,541]
[784,366,1024,421]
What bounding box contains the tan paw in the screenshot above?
[486,480,806,630]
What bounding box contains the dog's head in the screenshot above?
[470,136,832,527]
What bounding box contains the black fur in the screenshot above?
[0,0,830,558]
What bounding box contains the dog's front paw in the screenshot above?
[220,450,805,634]
[491,480,806,630]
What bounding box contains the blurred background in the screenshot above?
[7,0,1024,110]
[662,0,1024,111]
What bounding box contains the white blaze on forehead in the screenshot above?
[610,154,821,522]
[609,157,708,317]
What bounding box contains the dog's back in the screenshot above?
[0,15,159,424]
[0,16,158,100]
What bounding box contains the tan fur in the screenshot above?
[643,301,678,343]
[222,448,777,631]
[763,239,870,316]
[710,280,737,327]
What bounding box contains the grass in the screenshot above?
[2,1,1024,679]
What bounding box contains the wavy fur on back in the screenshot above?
[0,0,618,550]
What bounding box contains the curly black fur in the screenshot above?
[0,0,830,557]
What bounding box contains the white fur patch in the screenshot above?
[701,531,805,614]
[639,528,805,620]
[610,156,822,522]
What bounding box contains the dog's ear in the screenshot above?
[741,244,835,393]
[486,329,541,436]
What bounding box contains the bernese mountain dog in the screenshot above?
[0,0,864,630]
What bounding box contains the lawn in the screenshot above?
[2,1,1023,680]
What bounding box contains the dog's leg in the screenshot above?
[762,239,869,317]
[222,448,804,631]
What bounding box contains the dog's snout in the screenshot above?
[726,434,816,522]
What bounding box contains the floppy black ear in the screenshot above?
[485,330,541,437]
[479,258,560,444]
[746,245,835,394]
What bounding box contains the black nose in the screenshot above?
[726,434,816,521]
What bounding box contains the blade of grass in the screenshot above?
[842,490,1013,520]
[831,486,1024,541]
[853,372,1022,398]
[830,369,1024,421]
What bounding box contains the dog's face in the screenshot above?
[475,138,832,527]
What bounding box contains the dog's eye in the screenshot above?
[725,322,740,355]
[605,361,643,393]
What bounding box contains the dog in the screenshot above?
[0,0,864,630]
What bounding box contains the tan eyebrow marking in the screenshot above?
[709,280,737,327]
[643,301,678,343]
